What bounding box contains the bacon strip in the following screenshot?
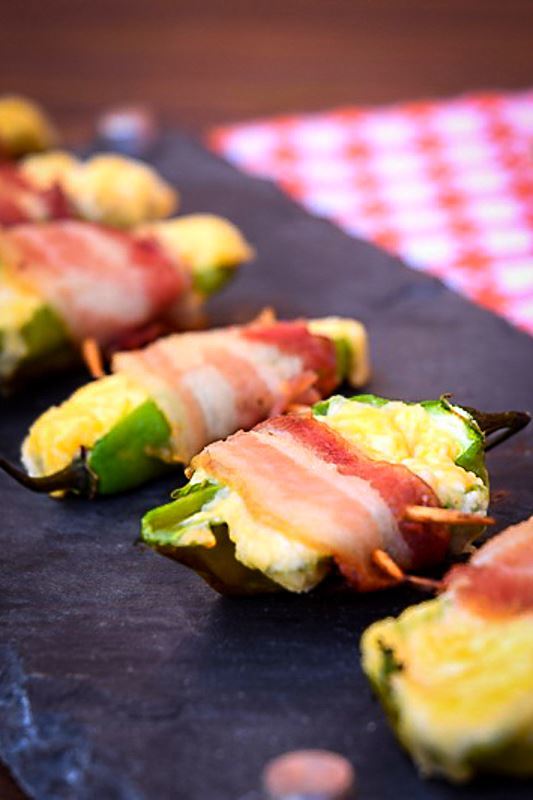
[447,516,533,618]
[0,220,187,343]
[192,415,446,590]
[243,321,338,396]
[113,322,337,462]
[258,415,449,571]
[196,344,273,430]
[0,165,71,225]
[113,335,209,461]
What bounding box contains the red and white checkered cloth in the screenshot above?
[209,90,533,335]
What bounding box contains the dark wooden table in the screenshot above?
[1,2,532,797]
[2,0,532,144]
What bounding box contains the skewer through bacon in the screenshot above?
[141,394,529,594]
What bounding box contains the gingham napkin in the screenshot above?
[209,90,533,335]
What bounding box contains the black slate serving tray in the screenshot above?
[1,132,532,800]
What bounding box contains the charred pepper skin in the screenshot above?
[139,396,530,596]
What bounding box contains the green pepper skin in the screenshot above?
[191,265,236,297]
[314,393,488,485]
[1,399,172,497]
[0,305,76,395]
[88,400,171,494]
[331,337,351,384]
[1,261,237,394]
[142,481,279,594]
[362,600,533,781]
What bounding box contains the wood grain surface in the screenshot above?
[1,3,531,798]
[2,0,532,143]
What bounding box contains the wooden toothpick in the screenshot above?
[81,337,106,379]
[403,505,494,527]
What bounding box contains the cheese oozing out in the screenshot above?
[22,373,149,477]
[0,266,43,329]
[182,398,488,591]
[177,470,330,593]
[21,151,178,227]
[316,397,488,514]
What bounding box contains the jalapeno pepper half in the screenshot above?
[140,395,529,595]
[1,317,369,497]
[0,214,253,393]
[361,515,533,782]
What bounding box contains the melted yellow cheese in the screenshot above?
[0,268,42,329]
[22,373,149,476]
[0,95,57,155]
[20,150,79,189]
[308,316,370,386]
[65,153,177,227]
[362,598,533,780]
[319,399,487,512]
[183,472,328,592]
[19,151,177,227]
[140,214,255,271]
[0,267,46,379]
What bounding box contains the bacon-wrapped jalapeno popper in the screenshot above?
[0,151,177,227]
[0,215,253,392]
[361,516,533,782]
[1,317,369,496]
[141,395,529,594]
[0,96,57,160]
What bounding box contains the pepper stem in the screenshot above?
[463,408,531,451]
[0,447,98,497]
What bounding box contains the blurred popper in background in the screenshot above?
[0,151,177,227]
[0,215,253,393]
[0,95,57,159]
[0,97,178,226]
